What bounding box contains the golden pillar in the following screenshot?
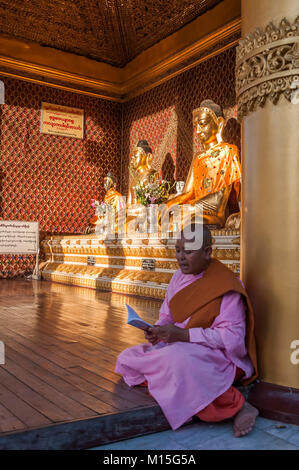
[238,1,299,423]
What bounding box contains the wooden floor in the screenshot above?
[0,279,170,449]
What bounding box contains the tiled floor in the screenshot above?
[91,417,299,450]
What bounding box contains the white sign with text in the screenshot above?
[0,220,39,254]
[40,102,84,139]
[0,342,4,364]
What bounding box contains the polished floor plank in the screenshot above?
[0,400,26,433]
[4,340,132,411]
[0,367,74,422]
[5,347,118,415]
[0,381,51,429]
[0,321,152,404]
[0,292,154,353]
[69,365,153,405]
[0,279,162,443]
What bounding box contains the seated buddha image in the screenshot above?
[89,172,124,234]
[102,172,124,212]
[126,139,160,232]
[127,139,159,206]
[163,99,241,228]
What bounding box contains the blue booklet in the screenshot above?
[126,304,153,331]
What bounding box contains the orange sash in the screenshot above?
[169,259,258,386]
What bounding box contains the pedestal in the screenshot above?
[40,229,241,300]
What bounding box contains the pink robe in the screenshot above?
[115,269,254,430]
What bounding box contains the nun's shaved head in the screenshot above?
[180,223,212,250]
[176,223,212,274]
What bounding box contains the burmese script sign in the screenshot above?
[40,102,84,139]
[87,256,96,266]
[141,258,156,271]
[0,221,39,254]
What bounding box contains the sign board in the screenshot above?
[0,80,4,104]
[0,220,39,254]
[0,341,4,365]
[87,256,96,266]
[40,102,84,139]
[141,258,156,271]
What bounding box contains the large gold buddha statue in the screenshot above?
[127,140,159,206]
[164,100,241,228]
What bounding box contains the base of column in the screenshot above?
[248,381,299,425]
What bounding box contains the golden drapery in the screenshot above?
[166,142,241,207]
[104,187,124,211]
[90,188,124,225]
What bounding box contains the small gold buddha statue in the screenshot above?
[102,172,124,212]
[163,100,241,228]
[127,140,159,206]
[126,140,160,233]
[89,172,124,233]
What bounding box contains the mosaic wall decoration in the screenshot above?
[0,77,122,277]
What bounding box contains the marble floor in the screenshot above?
[91,416,299,450]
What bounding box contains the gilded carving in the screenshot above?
[236,17,299,119]
[41,230,240,298]
[0,0,222,67]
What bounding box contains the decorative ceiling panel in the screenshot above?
[0,0,224,67]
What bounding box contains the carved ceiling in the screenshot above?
[0,0,224,67]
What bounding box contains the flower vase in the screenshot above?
[147,204,158,234]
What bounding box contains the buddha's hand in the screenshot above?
[152,324,190,343]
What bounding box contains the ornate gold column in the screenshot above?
[237,1,299,423]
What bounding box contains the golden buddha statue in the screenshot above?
[127,140,159,206]
[163,100,241,228]
[126,140,160,234]
[102,172,124,212]
[89,172,124,233]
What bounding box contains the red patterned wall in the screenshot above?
[0,77,122,277]
[122,47,240,194]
